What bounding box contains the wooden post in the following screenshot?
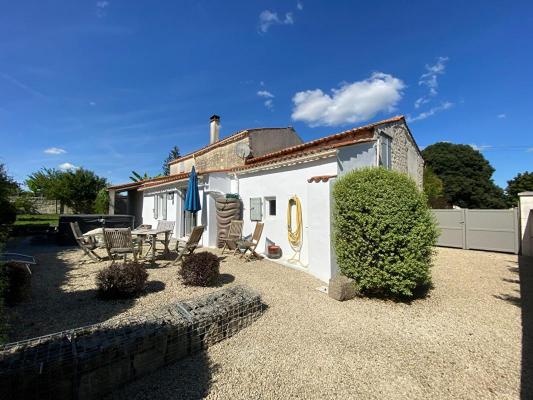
[108,189,116,215]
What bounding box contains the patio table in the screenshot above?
[82,228,105,247]
[131,228,173,262]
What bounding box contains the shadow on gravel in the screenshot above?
[518,256,533,400]
[6,245,137,342]
[109,350,215,400]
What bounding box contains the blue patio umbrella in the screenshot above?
[184,166,201,213]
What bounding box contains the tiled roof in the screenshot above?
[307,175,337,183]
[109,116,405,191]
[245,115,403,166]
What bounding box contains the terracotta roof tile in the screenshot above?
[307,175,337,183]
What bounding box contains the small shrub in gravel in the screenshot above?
[96,262,148,299]
[179,252,220,286]
[333,168,438,298]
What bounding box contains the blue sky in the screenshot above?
[1,1,532,187]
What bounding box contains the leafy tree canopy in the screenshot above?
[506,171,533,206]
[163,146,180,176]
[422,142,507,209]
[26,168,107,214]
[0,164,18,225]
[423,167,447,208]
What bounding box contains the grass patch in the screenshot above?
[15,214,59,227]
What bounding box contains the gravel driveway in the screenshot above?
[7,246,524,399]
[115,247,523,400]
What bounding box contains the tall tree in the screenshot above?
[506,171,533,206]
[422,142,507,209]
[423,167,447,208]
[26,168,107,214]
[163,146,181,175]
[0,164,18,225]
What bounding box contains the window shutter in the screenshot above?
[153,195,159,219]
[379,134,392,169]
[250,198,263,221]
[162,193,167,220]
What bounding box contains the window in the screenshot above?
[266,197,276,217]
[379,133,392,169]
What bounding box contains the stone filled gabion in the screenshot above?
[0,285,264,400]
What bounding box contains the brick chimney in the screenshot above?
[210,115,220,144]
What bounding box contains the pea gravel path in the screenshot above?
[7,245,524,399]
[115,247,522,400]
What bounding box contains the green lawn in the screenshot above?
[14,214,59,227]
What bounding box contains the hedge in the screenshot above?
[332,168,438,298]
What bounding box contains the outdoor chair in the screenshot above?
[221,220,244,254]
[102,227,140,266]
[237,222,264,261]
[70,222,102,263]
[154,220,176,254]
[171,225,205,265]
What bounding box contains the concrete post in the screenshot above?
[519,192,533,256]
[108,189,115,215]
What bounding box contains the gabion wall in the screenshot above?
[0,286,264,400]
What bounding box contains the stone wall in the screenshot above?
[10,196,72,214]
[374,121,424,189]
[0,286,264,400]
[170,136,249,175]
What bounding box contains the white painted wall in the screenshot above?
[141,190,178,238]
[337,142,377,176]
[235,158,338,282]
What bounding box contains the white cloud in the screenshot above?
[258,10,294,33]
[96,1,109,17]
[526,148,533,153]
[291,72,405,127]
[414,56,448,108]
[58,162,79,171]
[497,113,506,119]
[264,99,274,110]
[469,144,492,152]
[89,101,96,106]
[257,90,274,98]
[257,90,275,109]
[44,147,66,155]
[297,1,304,10]
[408,101,453,122]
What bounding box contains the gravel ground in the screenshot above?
[7,246,524,399]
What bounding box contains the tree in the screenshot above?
[26,168,107,214]
[162,146,180,176]
[0,164,18,225]
[422,142,507,209]
[506,171,533,206]
[129,171,150,182]
[423,167,447,208]
[94,188,110,214]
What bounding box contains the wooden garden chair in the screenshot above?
[154,220,176,255]
[70,222,102,263]
[171,225,205,265]
[237,222,264,261]
[102,227,140,266]
[221,220,244,254]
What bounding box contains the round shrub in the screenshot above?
[179,252,220,286]
[333,168,438,298]
[96,262,148,299]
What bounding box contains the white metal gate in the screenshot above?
[432,208,519,254]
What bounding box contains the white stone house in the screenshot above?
[108,115,424,282]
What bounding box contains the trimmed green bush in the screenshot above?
[333,168,438,298]
[179,252,220,286]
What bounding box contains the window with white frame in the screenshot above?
[161,193,167,220]
[265,197,276,217]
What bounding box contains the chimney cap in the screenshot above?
[210,114,220,122]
